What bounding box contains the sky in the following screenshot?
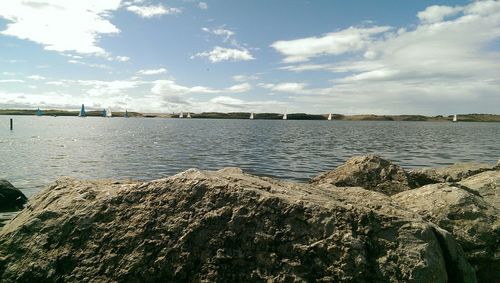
[0,0,499,115]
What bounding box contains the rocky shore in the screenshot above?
[0,156,498,282]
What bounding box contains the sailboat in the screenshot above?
[186,112,191,118]
[249,112,254,119]
[36,108,43,116]
[101,109,106,117]
[78,104,86,117]
[124,109,129,118]
[282,113,287,120]
[327,113,332,121]
[179,112,184,118]
[452,114,458,122]
[106,107,112,118]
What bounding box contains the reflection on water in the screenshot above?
[1,116,499,199]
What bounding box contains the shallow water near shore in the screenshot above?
[1,115,499,199]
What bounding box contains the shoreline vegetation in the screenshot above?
[1,109,500,122]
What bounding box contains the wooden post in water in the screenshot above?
[10,118,13,130]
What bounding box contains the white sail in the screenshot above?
[179,112,183,118]
[327,113,332,120]
[250,113,254,119]
[453,114,457,122]
[283,113,287,120]
[106,107,112,117]
[187,112,191,118]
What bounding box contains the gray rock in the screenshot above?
[393,183,499,282]
[310,154,413,195]
[408,163,497,187]
[0,179,27,211]
[460,171,500,210]
[0,170,476,282]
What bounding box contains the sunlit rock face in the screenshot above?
[310,154,414,196]
[0,168,475,282]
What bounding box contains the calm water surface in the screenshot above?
[1,116,500,199]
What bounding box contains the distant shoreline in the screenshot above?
[1,109,500,122]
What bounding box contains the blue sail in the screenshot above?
[101,109,106,117]
[78,104,86,117]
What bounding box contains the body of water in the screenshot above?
[1,116,500,199]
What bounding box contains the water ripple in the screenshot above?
[0,116,499,198]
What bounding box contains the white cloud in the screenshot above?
[152,80,251,95]
[46,81,66,86]
[258,82,308,94]
[464,0,500,16]
[137,68,168,75]
[27,75,46,80]
[202,27,234,41]
[0,0,121,55]
[122,0,146,6]
[417,5,462,24]
[271,26,392,63]
[192,46,254,63]
[226,83,252,93]
[0,89,141,112]
[232,74,259,82]
[127,4,181,18]
[115,56,130,62]
[150,80,252,111]
[200,96,288,113]
[272,0,500,114]
[198,2,208,10]
[0,79,24,83]
[78,80,141,97]
[68,59,110,69]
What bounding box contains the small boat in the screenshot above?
[78,104,86,117]
[179,112,184,118]
[282,113,287,120]
[124,109,129,118]
[250,113,254,119]
[187,112,191,118]
[36,108,43,116]
[106,107,112,118]
[101,109,106,117]
[327,113,332,120]
[452,114,458,122]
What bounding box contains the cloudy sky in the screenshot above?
[0,0,499,114]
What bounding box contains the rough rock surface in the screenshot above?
[393,183,499,283]
[0,169,476,282]
[460,170,500,210]
[310,154,413,195]
[408,163,497,187]
[0,179,27,211]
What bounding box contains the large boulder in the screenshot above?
[0,169,476,282]
[310,155,413,195]
[393,183,499,283]
[460,170,500,209]
[0,179,27,211]
[408,163,497,187]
